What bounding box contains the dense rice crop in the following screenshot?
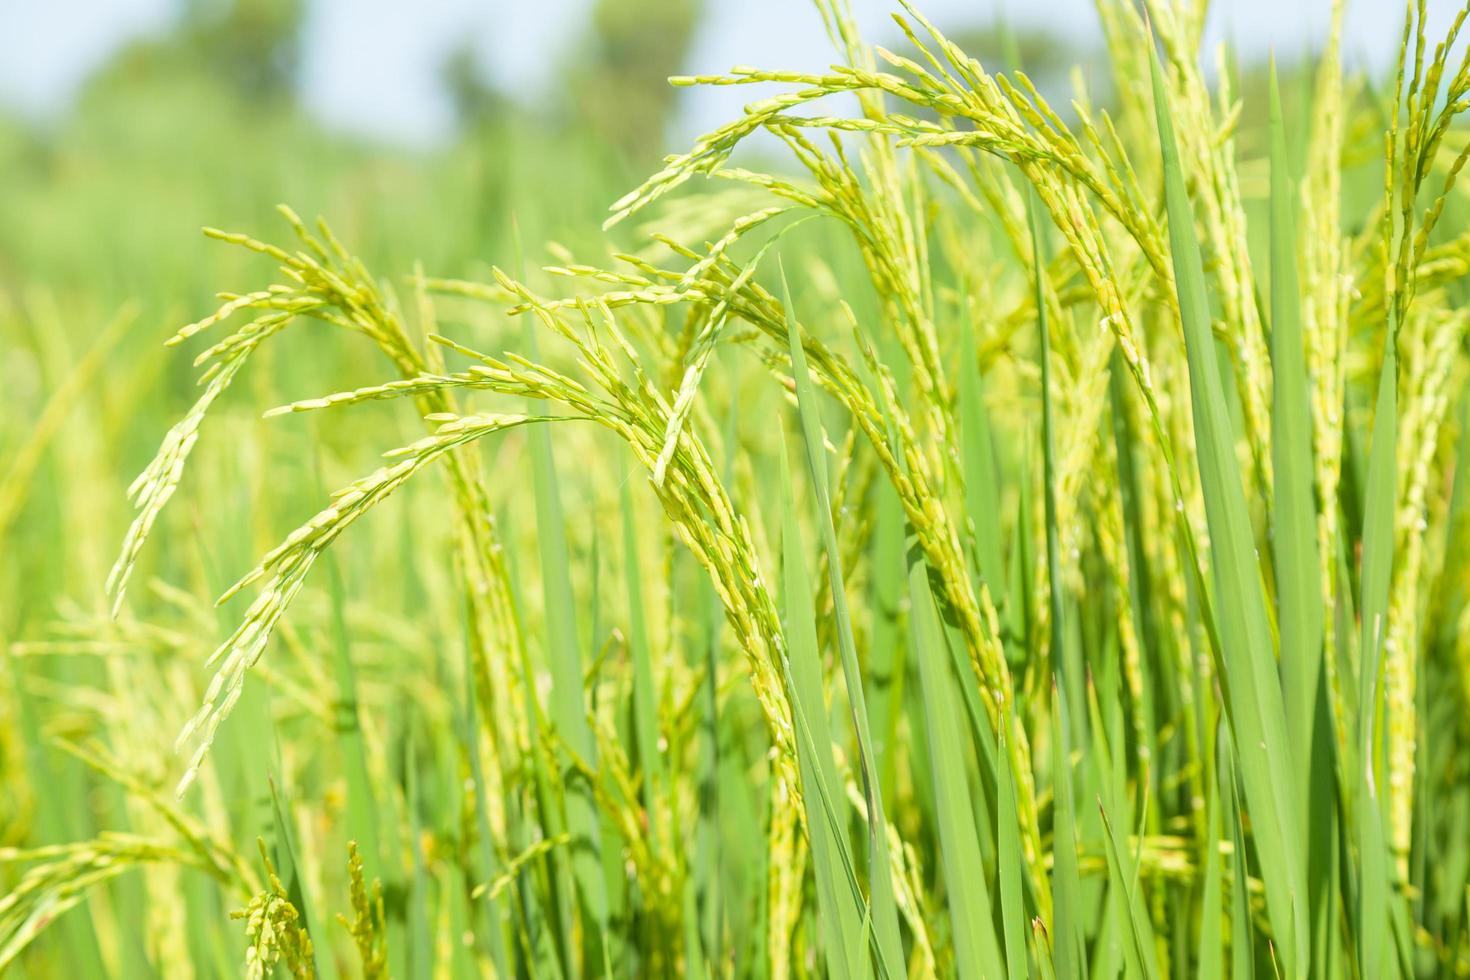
[8,0,1470,975]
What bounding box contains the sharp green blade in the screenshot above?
[1031,188,1070,696]
[1269,65,1342,977]
[1356,311,1398,980]
[1150,41,1305,973]
[907,543,1005,980]
[524,319,609,958]
[1198,727,1225,980]
[1268,59,1326,795]
[782,264,903,976]
[1048,677,1086,980]
[1220,739,1254,980]
[996,717,1027,980]
[959,318,1007,611]
[868,471,907,807]
[621,459,664,849]
[1088,673,1160,980]
[778,433,870,980]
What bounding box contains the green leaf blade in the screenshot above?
[1149,43,1305,975]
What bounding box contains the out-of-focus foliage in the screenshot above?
[103,0,305,102]
[568,0,704,160]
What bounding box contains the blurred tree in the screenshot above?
[565,0,704,165]
[442,41,512,130]
[86,0,303,105]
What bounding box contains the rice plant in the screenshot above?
[9,0,1470,975]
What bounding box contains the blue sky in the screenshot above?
[0,0,1457,145]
